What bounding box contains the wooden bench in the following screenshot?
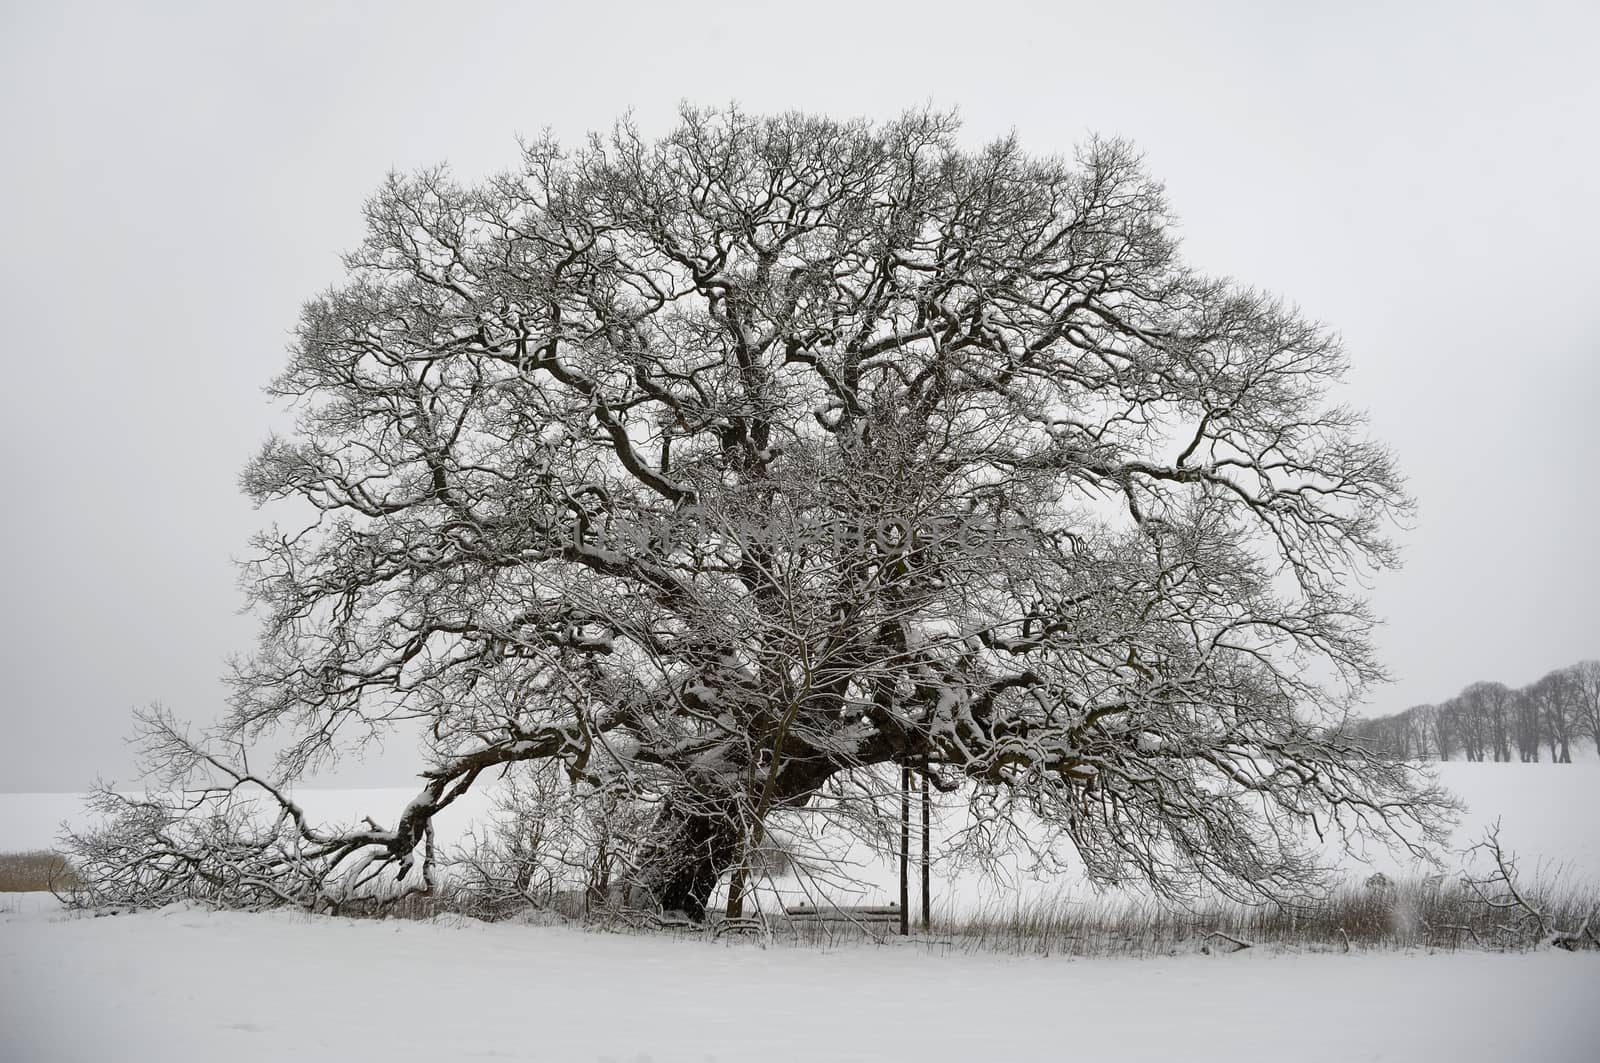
[784,903,903,929]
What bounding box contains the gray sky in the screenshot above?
[2,0,1595,792]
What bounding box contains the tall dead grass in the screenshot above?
[0,850,79,893]
[784,875,1600,956]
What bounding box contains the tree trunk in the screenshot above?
[635,756,885,922]
[633,798,740,923]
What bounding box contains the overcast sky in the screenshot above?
[1,0,1594,792]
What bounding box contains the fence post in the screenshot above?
[899,763,910,936]
[920,764,931,932]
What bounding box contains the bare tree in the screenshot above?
[1511,688,1543,763]
[1571,660,1600,757]
[1433,701,1458,762]
[71,107,1454,917]
[1524,670,1576,764]
[1443,695,1485,762]
[1460,681,1516,763]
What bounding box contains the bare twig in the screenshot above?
[1201,930,1253,953]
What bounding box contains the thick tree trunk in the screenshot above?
[632,798,740,922]
[634,754,888,922]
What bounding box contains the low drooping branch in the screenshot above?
[1461,820,1600,951]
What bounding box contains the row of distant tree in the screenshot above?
[1348,661,1600,762]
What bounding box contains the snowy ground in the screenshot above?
[2,896,1596,1063]
[2,766,1598,1061]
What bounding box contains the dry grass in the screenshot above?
[418,856,1600,957]
[425,871,1600,957]
[0,850,80,893]
[775,876,1600,957]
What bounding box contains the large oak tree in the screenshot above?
[72,107,1452,917]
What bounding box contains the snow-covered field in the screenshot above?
[3,764,1598,1062]
[1,897,1596,1063]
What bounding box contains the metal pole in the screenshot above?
[899,763,910,936]
[920,765,931,932]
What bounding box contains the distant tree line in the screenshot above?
[1348,661,1600,762]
